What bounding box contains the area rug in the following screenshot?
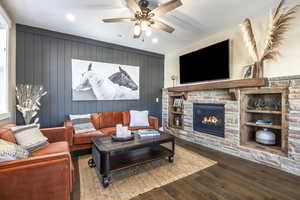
[78,145,217,200]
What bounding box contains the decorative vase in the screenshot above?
[256,128,276,145]
[254,61,264,79]
[16,84,47,125]
[175,117,180,127]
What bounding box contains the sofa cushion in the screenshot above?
[73,130,105,145]
[99,112,123,128]
[129,126,154,131]
[91,114,101,130]
[129,110,150,127]
[31,141,69,157]
[11,124,49,152]
[0,128,17,143]
[99,127,116,135]
[70,114,96,134]
[0,139,30,162]
[122,111,130,126]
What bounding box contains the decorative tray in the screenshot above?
[111,134,134,142]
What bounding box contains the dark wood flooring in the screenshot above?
[71,138,300,200]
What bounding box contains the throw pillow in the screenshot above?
[70,114,96,134]
[11,124,49,152]
[129,110,150,127]
[0,139,30,162]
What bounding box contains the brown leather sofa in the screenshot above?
[65,111,159,151]
[0,124,74,200]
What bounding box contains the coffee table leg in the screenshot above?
[168,139,175,163]
[102,152,111,188]
[102,175,111,188]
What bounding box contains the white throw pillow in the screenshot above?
[129,110,150,127]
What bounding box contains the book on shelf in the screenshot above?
[173,98,183,107]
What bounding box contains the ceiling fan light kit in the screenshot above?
[103,0,182,39]
[134,23,142,37]
[141,20,150,31]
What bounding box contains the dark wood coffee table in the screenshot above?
[88,131,175,187]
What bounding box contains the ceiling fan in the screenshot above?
[102,0,183,38]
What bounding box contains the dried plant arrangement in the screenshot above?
[16,84,47,125]
[240,0,300,78]
[240,18,259,63]
[262,0,300,61]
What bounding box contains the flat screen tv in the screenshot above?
[180,40,230,84]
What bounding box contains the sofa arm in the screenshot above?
[40,127,67,143]
[64,121,74,146]
[0,153,72,200]
[149,116,159,130]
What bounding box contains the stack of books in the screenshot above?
[137,129,160,137]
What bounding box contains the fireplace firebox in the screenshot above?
[193,103,225,138]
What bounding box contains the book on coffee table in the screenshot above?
[137,129,160,137]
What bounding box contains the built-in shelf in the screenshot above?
[245,122,282,130]
[244,141,285,156]
[168,93,185,130]
[170,125,183,130]
[240,88,288,156]
[171,111,184,115]
[246,110,282,115]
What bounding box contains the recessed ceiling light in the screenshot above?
[152,38,158,44]
[66,13,75,22]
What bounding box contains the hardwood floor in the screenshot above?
[71,138,300,200]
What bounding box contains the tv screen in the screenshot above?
[180,40,230,84]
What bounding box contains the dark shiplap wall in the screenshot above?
[16,24,164,128]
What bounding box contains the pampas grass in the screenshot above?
[240,19,259,62]
[261,0,300,61]
[241,0,300,68]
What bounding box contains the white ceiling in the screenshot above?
[1,0,280,54]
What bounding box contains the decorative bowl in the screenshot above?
[255,120,272,125]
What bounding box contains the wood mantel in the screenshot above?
[167,78,266,92]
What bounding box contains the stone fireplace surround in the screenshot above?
[163,76,300,176]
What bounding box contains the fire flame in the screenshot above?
[202,116,219,125]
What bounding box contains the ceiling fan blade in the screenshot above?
[102,18,136,23]
[150,0,182,17]
[126,0,142,13]
[151,20,175,33]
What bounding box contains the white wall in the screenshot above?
[164,3,300,88]
[0,3,16,126]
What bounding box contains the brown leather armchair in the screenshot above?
[0,124,74,200]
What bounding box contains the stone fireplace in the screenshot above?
[193,103,225,138]
[163,76,300,176]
